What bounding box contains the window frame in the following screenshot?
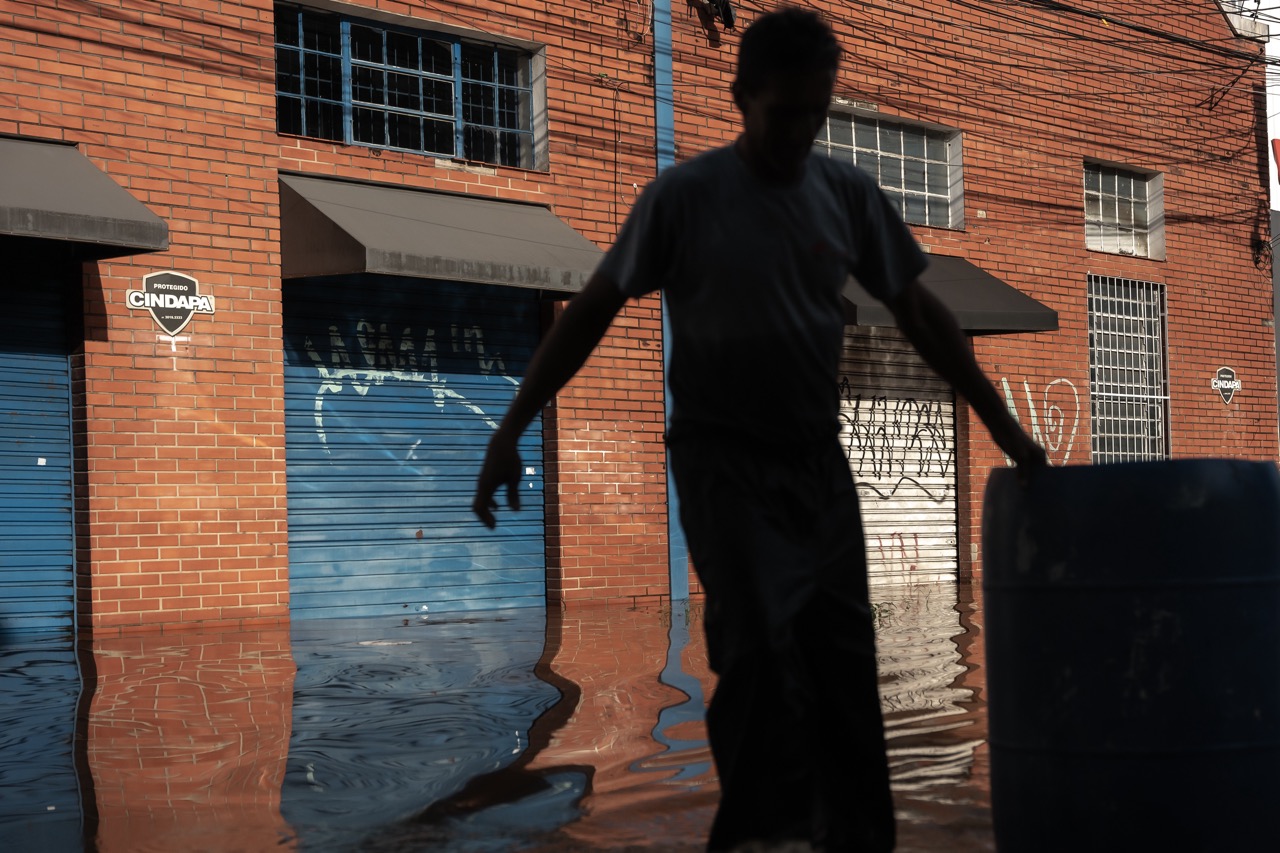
[815,111,964,230]
[274,3,543,170]
[1083,161,1165,260]
[1087,274,1170,465]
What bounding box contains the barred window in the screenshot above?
[815,114,962,229]
[275,4,537,169]
[1088,275,1169,464]
[1084,163,1163,259]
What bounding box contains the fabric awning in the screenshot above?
[280,174,602,293]
[0,137,168,258]
[843,254,1058,335]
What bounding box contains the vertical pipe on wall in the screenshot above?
[653,0,689,600]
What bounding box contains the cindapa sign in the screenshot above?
[126,271,215,336]
[1211,366,1241,405]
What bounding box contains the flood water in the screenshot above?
[0,582,994,852]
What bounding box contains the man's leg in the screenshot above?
[799,444,894,852]
[676,439,895,852]
[670,441,819,850]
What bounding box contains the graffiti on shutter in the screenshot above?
[839,327,958,586]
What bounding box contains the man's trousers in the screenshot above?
[668,434,894,853]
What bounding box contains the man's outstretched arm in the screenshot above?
[886,278,1047,469]
[472,273,630,528]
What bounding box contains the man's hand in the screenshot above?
[1002,429,1048,471]
[472,431,523,529]
[467,273,628,529]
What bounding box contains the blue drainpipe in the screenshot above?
[653,0,688,600]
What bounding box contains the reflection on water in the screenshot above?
[0,581,992,852]
[877,581,994,852]
[878,581,985,792]
[0,638,84,849]
[285,610,572,851]
[86,626,297,853]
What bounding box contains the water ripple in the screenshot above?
[282,610,562,849]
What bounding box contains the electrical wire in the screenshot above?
[18,0,1263,227]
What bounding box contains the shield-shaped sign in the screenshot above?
[1212,366,1241,405]
[126,271,215,336]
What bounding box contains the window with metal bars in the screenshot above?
[1084,163,1163,259]
[274,4,536,169]
[1087,275,1169,464]
[815,114,962,229]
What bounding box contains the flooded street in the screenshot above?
[1,582,993,852]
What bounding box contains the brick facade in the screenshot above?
[668,0,1278,575]
[2,0,1274,630]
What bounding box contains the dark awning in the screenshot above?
[843,254,1058,335]
[0,137,168,258]
[280,174,602,293]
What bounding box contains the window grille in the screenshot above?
[1087,275,1169,464]
[815,115,959,228]
[274,4,535,169]
[1084,164,1156,258]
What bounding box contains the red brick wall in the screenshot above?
[546,294,673,603]
[1,0,290,629]
[2,0,1274,627]
[0,0,673,626]
[267,0,673,604]
[667,2,1278,579]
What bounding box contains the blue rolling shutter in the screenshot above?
[284,277,545,619]
[0,282,75,636]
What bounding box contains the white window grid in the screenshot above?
[274,3,535,169]
[1084,164,1152,257]
[816,115,956,228]
[1087,275,1169,464]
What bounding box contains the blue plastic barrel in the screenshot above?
[982,459,1280,853]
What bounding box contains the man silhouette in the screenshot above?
[474,8,1044,850]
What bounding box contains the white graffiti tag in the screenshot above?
[999,377,1079,466]
[303,322,515,453]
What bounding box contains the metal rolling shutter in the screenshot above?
[0,283,75,635]
[839,326,958,586]
[284,276,545,619]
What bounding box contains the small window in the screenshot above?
[816,114,962,229]
[274,4,539,169]
[1084,163,1164,259]
[1087,275,1169,464]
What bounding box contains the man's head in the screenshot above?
[733,7,841,100]
[732,7,841,182]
